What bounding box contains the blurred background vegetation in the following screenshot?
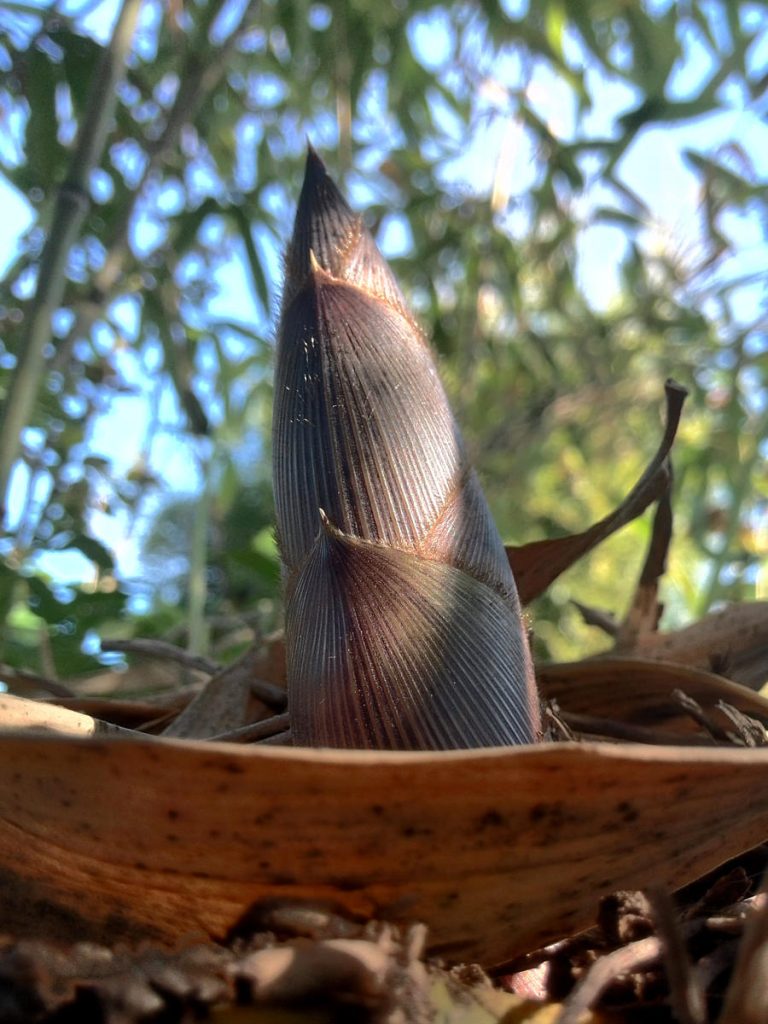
[0,0,765,691]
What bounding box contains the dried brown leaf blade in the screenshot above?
[0,693,134,738]
[616,482,674,648]
[538,658,768,737]
[163,644,282,740]
[3,734,768,967]
[622,601,768,688]
[507,381,687,605]
[147,635,286,740]
[50,694,192,731]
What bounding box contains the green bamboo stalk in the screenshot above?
[46,0,260,376]
[187,454,212,657]
[696,427,764,616]
[86,0,251,303]
[0,0,143,517]
[332,0,353,175]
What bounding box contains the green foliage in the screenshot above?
[0,0,765,683]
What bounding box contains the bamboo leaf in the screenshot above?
[64,532,115,570]
[24,46,63,192]
[0,0,144,513]
[544,0,567,63]
[228,205,271,317]
[59,29,104,117]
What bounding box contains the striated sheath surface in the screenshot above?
[273,147,540,749]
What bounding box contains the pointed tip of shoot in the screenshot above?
[281,147,358,305]
[304,140,327,179]
[282,145,408,315]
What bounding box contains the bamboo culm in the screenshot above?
[273,148,541,749]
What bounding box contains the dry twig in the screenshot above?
[100,638,220,676]
[207,713,290,744]
[556,935,662,1024]
[648,887,706,1024]
[0,664,74,698]
[719,872,768,1024]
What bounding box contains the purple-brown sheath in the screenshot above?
[273,147,541,749]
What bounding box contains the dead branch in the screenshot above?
[556,935,662,1024]
[719,871,768,1024]
[648,887,706,1024]
[0,664,74,698]
[100,638,220,676]
[207,713,290,744]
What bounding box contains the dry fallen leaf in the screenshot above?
[617,602,768,689]
[0,693,133,737]
[539,658,768,738]
[507,381,686,607]
[2,729,768,967]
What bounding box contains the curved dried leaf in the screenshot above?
[2,734,768,967]
[507,380,687,605]
[163,643,281,740]
[539,657,768,736]
[0,693,132,737]
[286,523,538,748]
[612,482,674,653]
[54,695,190,731]
[620,602,768,688]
